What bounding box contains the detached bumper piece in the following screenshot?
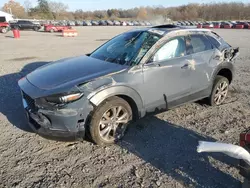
[21,91,85,141]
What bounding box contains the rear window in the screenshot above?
[206,35,220,48]
[0,17,6,22]
[189,34,213,53]
[210,31,231,49]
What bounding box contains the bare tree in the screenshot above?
[2,0,26,18]
[48,1,68,19]
[23,0,32,16]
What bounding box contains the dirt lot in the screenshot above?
[0,27,250,188]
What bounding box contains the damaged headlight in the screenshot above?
[45,93,83,104]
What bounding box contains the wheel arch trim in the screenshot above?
[88,86,145,118]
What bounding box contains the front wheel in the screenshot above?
[89,96,132,145]
[208,75,229,106]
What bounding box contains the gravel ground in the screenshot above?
[0,27,250,188]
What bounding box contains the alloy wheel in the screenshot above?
[99,106,129,142]
[214,81,228,105]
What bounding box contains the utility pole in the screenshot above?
[8,8,12,15]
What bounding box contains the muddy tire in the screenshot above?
[89,96,132,145]
[208,75,229,106]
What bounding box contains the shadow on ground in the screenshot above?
[0,61,50,133]
[119,116,241,188]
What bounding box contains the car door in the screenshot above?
[142,36,193,112]
[22,21,32,29]
[25,21,33,29]
[186,34,215,95]
[19,21,27,29]
[16,21,23,29]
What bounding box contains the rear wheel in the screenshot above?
[89,96,132,145]
[33,27,39,31]
[208,75,229,106]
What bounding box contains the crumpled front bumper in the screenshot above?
[21,91,93,141]
[23,108,85,140]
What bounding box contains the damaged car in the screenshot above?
[18,25,239,145]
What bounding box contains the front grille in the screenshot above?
[22,91,36,110]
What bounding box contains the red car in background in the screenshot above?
[235,22,250,29]
[44,23,71,33]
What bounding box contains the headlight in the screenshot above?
[45,93,83,104]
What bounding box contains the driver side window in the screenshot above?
[153,36,186,62]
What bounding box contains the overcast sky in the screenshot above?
[0,0,249,11]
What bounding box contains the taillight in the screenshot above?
[240,132,250,147]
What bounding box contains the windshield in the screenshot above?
[90,30,162,66]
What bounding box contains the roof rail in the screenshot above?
[151,24,199,30]
[151,24,180,28]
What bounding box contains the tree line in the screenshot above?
[1,0,250,21]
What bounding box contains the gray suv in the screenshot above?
[18,25,239,145]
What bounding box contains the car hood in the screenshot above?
[26,55,128,90]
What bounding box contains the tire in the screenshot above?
[50,29,54,33]
[1,28,7,33]
[89,96,132,145]
[208,75,229,106]
[33,27,39,31]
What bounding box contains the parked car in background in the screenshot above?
[236,22,250,29]
[132,21,140,26]
[91,20,99,26]
[83,20,92,26]
[99,20,107,26]
[221,21,233,28]
[121,21,127,26]
[75,20,83,26]
[213,22,222,28]
[126,21,134,26]
[113,20,121,26]
[144,21,151,26]
[106,20,114,26]
[18,25,239,145]
[10,20,41,31]
[67,21,75,26]
[202,22,214,28]
[137,21,145,26]
[44,23,71,32]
